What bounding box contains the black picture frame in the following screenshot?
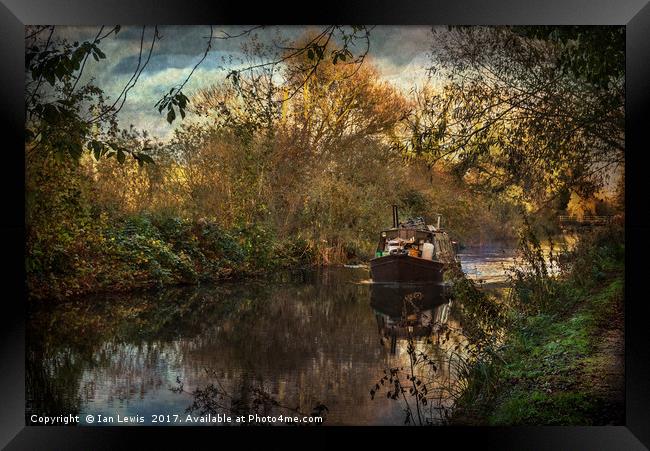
[2,1,649,448]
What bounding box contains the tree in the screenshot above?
[163,36,411,255]
[398,26,624,211]
[25,25,374,163]
[25,26,157,164]
[515,26,624,89]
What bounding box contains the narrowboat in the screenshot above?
[370,206,459,283]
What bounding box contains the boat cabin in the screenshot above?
[376,227,456,263]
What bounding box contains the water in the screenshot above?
[26,249,513,426]
[458,246,517,283]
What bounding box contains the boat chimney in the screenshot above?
[392,205,399,228]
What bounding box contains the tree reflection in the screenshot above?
[27,268,411,425]
[172,368,328,425]
[370,274,506,425]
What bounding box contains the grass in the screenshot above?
[452,226,624,426]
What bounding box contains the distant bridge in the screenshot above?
[558,215,613,230]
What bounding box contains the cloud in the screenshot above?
[369,26,434,67]
[49,25,438,140]
[104,64,229,139]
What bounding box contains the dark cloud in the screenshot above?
[47,25,437,140]
[112,53,199,75]
[53,25,437,81]
[368,26,434,67]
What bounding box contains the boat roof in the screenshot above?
[380,225,446,234]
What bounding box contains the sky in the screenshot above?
[50,25,438,140]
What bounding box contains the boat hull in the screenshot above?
[370,254,446,283]
[370,282,447,317]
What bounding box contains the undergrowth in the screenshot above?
[451,223,624,425]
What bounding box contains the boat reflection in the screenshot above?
[370,283,452,354]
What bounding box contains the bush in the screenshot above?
[271,236,317,269]
[561,224,624,290]
[450,220,625,425]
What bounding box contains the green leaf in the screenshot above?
[68,141,83,160]
[42,103,60,122]
[137,153,155,164]
[89,140,103,160]
[116,149,126,164]
[92,45,106,60]
[177,93,188,109]
[44,72,55,86]
[166,107,176,124]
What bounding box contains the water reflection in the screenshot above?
[370,283,451,354]
[27,268,474,426]
[458,246,516,283]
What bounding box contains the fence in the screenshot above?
[558,215,613,228]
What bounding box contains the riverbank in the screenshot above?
[451,226,625,425]
[26,215,322,301]
[26,208,515,302]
